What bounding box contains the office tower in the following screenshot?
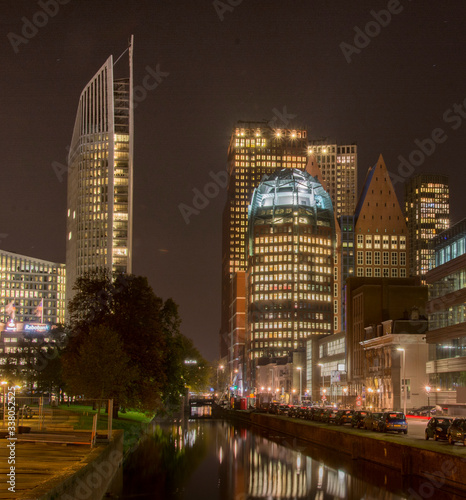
[66,38,134,305]
[404,174,450,281]
[220,122,308,361]
[426,218,466,407]
[354,155,408,279]
[246,168,338,395]
[0,249,66,325]
[308,140,358,217]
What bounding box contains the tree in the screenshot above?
[62,325,135,412]
[63,272,203,414]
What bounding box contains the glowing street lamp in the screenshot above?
[297,367,302,404]
[397,348,406,416]
[425,385,432,416]
[1,381,7,427]
[216,365,224,389]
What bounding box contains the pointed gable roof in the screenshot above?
[354,154,407,233]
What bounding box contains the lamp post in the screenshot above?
[217,365,224,391]
[318,363,325,400]
[1,381,7,427]
[397,348,406,415]
[367,388,373,409]
[343,387,348,408]
[425,385,432,417]
[297,367,302,404]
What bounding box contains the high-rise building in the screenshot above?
[246,168,339,395]
[308,140,358,217]
[220,122,308,358]
[0,249,66,324]
[426,218,466,409]
[354,155,408,279]
[66,38,134,305]
[404,174,449,281]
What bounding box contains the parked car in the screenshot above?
[308,407,323,421]
[268,402,280,415]
[294,405,310,419]
[335,409,354,426]
[322,409,339,424]
[350,410,369,428]
[425,417,453,441]
[278,404,293,416]
[363,411,384,431]
[378,411,408,434]
[447,418,466,446]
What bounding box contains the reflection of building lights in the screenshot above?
[219,446,223,464]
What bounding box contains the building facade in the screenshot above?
[346,276,427,399]
[220,122,308,358]
[308,140,358,217]
[360,315,429,411]
[0,250,65,325]
[0,321,59,390]
[66,37,134,306]
[426,218,466,408]
[405,174,450,282]
[246,168,339,396]
[354,155,408,279]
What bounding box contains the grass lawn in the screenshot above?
[58,404,154,454]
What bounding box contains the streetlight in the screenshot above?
[217,365,224,391]
[367,388,373,409]
[1,381,7,427]
[397,348,406,416]
[297,367,302,404]
[318,363,325,399]
[425,385,432,416]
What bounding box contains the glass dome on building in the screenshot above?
[248,168,336,256]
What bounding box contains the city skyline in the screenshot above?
[2,1,466,360]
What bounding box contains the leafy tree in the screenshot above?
[62,324,136,413]
[63,272,207,414]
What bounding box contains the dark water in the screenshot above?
[120,418,465,500]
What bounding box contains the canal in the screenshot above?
[120,418,464,499]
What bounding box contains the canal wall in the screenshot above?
[226,410,466,492]
[27,430,124,500]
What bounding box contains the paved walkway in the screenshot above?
[0,408,105,499]
[0,439,104,499]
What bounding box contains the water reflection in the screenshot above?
[121,418,459,500]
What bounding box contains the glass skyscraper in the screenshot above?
[0,250,65,325]
[246,168,338,394]
[66,37,134,305]
[404,173,450,282]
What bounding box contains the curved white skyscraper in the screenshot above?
[66,37,134,307]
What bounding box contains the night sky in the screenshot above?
[2,0,466,361]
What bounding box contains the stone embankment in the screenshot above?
[225,410,466,492]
